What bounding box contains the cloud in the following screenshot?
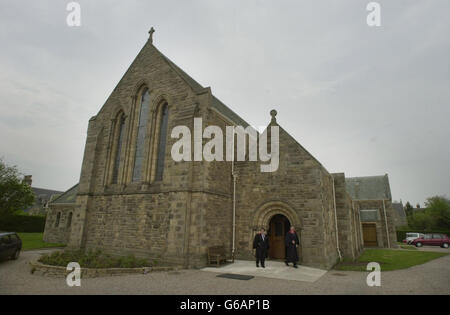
[0,0,449,205]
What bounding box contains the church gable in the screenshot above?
[276,124,324,173]
[234,118,328,206]
[95,41,198,122]
[81,37,218,192]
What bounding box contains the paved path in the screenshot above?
[0,249,449,295]
[202,260,327,282]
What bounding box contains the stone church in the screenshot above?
[44,30,397,269]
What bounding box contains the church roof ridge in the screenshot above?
[346,174,388,179]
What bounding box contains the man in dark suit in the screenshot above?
[253,228,270,268]
[285,226,300,268]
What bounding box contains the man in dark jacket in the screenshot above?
[253,228,269,268]
[285,226,300,268]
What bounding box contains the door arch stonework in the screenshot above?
[252,201,301,231]
[249,201,303,261]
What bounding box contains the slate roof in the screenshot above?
[32,187,63,200]
[392,202,406,219]
[50,184,79,204]
[154,43,331,170]
[24,187,63,212]
[345,175,392,201]
[155,46,250,128]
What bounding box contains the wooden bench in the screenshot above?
[207,245,227,266]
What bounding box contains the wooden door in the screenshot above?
[269,215,290,259]
[362,223,377,247]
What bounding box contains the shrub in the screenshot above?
[118,255,149,268]
[0,214,46,232]
[38,249,151,269]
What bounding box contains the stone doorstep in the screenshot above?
[201,260,328,283]
[29,260,180,278]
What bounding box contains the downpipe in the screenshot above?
[331,174,343,261]
[382,199,390,248]
[232,171,236,262]
[231,127,236,262]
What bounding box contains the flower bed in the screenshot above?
[30,249,177,278]
[38,249,151,269]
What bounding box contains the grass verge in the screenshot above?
[335,248,448,271]
[18,233,66,250]
[399,244,418,250]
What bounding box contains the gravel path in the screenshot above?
[0,249,449,295]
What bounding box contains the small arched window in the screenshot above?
[112,114,126,184]
[55,212,61,228]
[155,103,169,181]
[67,212,73,227]
[132,89,151,182]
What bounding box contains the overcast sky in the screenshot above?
[0,0,449,206]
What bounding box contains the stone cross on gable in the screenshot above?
[270,109,277,123]
[149,27,155,43]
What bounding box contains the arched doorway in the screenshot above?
[268,214,291,259]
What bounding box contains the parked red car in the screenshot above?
[410,233,450,248]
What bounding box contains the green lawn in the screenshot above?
[17,233,66,250]
[399,244,418,250]
[335,248,448,271]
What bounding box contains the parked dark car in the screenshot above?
[0,232,22,260]
[410,233,450,248]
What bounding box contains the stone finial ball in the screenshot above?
[270,109,277,117]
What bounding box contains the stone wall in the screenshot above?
[355,199,397,248]
[29,259,175,278]
[332,173,363,260]
[82,193,179,263]
[319,168,340,266]
[352,201,364,253]
[43,204,74,244]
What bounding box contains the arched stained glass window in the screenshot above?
[155,103,169,181]
[132,89,151,182]
[112,114,126,184]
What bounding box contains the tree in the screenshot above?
[405,201,414,217]
[408,211,432,230]
[425,196,450,229]
[0,159,35,217]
